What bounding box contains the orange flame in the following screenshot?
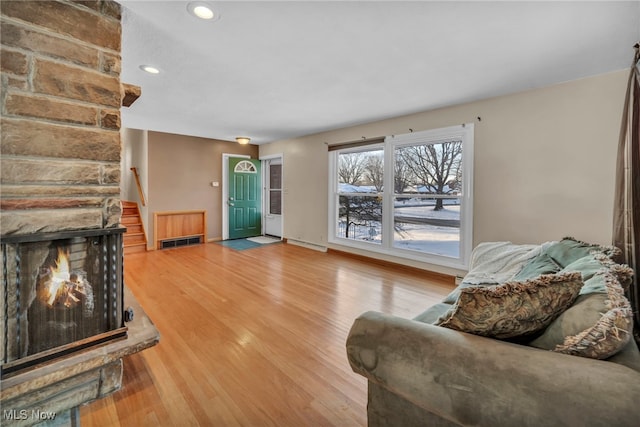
[45,248,71,306]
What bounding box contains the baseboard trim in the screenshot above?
[327,248,455,284]
[284,238,327,252]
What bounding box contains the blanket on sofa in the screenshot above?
[461,241,556,285]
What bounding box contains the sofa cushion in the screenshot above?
[528,257,634,359]
[607,338,640,373]
[413,302,452,324]
[435,272,583,339]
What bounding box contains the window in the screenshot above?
[328,124,474,269]
[234,160,257,173]
[336,147,384,244]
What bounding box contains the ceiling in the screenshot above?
[119,1,640,145]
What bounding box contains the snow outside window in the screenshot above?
[328,124,474,270]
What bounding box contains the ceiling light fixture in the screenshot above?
[140,65,160,74]
[236,137,251,145]
[187,2,219,21]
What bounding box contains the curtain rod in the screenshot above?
[327,136,385,151]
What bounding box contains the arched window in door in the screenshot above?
[234,160,257,173]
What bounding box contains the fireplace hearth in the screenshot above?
[1,228,127,376]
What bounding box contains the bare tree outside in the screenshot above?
[365,154,384,191]
[338,152,367,185]
[399,140,462,210]
[394,151,414,194]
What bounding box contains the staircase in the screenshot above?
[121,201,147,254]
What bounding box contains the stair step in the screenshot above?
[124,224,143,234]
[124,240,146,247]
[121,216,140,225]
[121,201,148,251]
[124,242,147,255]
[124,234,146,245]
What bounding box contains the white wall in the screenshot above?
[120,127,149,243]
[260,70,628,276]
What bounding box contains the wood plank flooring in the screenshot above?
[79,241,454,426]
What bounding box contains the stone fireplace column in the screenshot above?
[1,0,124,235]
[1,2,156,425]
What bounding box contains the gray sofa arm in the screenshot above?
[346,311,640,427]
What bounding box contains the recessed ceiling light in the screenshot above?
[187,2,220,21]
[139,65,160,74]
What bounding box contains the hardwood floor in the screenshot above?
[79,241,454,426]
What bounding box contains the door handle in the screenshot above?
[228,202,235,206]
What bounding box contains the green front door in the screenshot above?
[228,158,262,239]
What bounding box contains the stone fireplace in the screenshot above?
[1,228,127,377]
[1,1,157,425]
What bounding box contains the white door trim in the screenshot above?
[260,153,283,239]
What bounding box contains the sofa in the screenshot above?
[346,238,640,427]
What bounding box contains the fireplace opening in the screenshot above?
[1,228,128,376]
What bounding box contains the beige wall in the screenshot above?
[260,70,628,275]
[147,131,257,246]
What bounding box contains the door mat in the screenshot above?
[217,237,281,251]
[246,236,282,244]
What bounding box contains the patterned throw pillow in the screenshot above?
[435,272,583,339]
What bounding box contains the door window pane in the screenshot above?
[270,191,282,215]
[269,164,282,189]
[268,163,282,215]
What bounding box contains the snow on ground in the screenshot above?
[338,200,461,258]
[395,204,460,220]
[393,223,459,258]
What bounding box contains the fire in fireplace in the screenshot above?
[40,247,92,310]
[1,228,128,376]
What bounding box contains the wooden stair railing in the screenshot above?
[130,167,147,207]
[122,201,148,254]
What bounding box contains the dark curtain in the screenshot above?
[613,44,640,343]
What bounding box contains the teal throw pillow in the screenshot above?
[529,258,634,359]
[543,237,618,268]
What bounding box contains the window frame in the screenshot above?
[332,144,385,245]
[328,124,474,270]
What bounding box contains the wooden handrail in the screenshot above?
[130,167,147,207]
